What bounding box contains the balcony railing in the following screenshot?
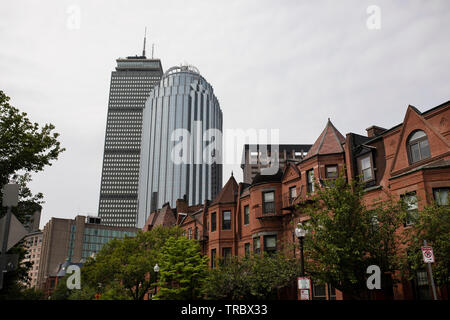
[282,185,305,209]
[282,193,295,208]
[254,201,283,219]
[262,201,275,214]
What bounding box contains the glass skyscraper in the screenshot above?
[98,55,164,227]
[137,65,223,228]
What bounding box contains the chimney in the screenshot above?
[176,198,188,213]
[366,125,387,138]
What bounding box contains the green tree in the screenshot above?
[299,174,407,299]
[201,253,300,300]
[154,236,209,300]
[0,90,64,188]
[67,285,97,300]
[19,287,45,300]
[0,90,64,299]
[404,200,450,291]
[80,227,183,300]
[51,274,72,300]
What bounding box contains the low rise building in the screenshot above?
[37,215,138,297]
[22,231,43,288]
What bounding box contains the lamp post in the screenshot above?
[153,263,159,298]
[295,223,306,277]
[96,283,102,300]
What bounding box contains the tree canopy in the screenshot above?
[0,90,65,188]
[77,227,183,300]
[154,236,209,300]
[201,252,300,300]
[404,200,450,288]
[0,90,65,299]
[299,173,407,299]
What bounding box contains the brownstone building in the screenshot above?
[143,100,449,300]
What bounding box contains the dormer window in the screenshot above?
[357,154,374,182]
[407,130,431,164]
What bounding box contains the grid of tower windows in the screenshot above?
[82,227,136,258]
[104,111,142,148]
[99,64,163,228]
[68,225,76,261]
[108,75,161,108]
[99,198,137,225]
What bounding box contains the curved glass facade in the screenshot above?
[138,66,223,227]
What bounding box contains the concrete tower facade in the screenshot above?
[98,55,163,227]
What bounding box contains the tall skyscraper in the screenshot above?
[98,45,163,227]
[137,65,223,228]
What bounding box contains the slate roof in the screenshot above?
[54,260,84,277]
[211,175,239,205]
[146,204,177,228]
[304,119,345,159]
[251,169,284,185]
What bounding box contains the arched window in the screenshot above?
[407,130,431,164]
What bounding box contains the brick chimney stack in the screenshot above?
[366,125,387,138]
[176,198,188,213]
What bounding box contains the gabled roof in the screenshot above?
[146,203,177,228]
[304,119,345,159]
[251,169,283,186]
[211,175,238,205]
[389,104,450,174]
[281,162,302,181]
[54,260,84,277]
[364,100,450,144]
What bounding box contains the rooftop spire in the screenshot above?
[142,27,147,57]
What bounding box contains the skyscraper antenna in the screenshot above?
[152,43,155,59]
[142,27,147,57]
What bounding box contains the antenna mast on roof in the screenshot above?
[152,43,154,59]
[142,27,147,57]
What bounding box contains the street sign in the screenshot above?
[2,183,19,207]
[0,254,19,271]
[421,246,435,263]
[298,277,310,290]
[0,214,29,253]
[300,289,310,300]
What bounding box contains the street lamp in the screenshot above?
[295,223,307,276]
[153,263,160,298]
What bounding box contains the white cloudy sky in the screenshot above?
[0,0,449,228]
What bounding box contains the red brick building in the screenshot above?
[143,100,450,300]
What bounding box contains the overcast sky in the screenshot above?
[0,0,449,229]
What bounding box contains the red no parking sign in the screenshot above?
[421,246,435,263]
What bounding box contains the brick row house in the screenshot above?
[143,100,449,300]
